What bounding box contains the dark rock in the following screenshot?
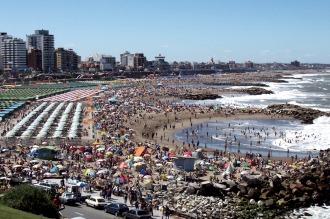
[265,199,275,207]
[185,187,196,195]
[305,180,317,189]
[267,104,330,124]
[178,93,220,100]
[247,188,261,199]
[277,198,287,207]
[317,181,328,191]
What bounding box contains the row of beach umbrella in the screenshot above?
[5,103,47,137]
[53,103,74,138]
[68,102,83,138]
[36,103,65,139]
[38,89,102,102]
[20,103,56,139]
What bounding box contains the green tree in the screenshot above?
[1,185,59,219]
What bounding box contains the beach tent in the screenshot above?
[192,151,205,159]
[135,147,147,157]
[224,161,235,174]
[35,146,58,160]
[173,156,196,172]
[109,97,117,103]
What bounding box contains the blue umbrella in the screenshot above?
[208,155,214,159]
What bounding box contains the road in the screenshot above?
[60,196,163,219]
[35,179,164,219]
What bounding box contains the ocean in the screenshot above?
[172,72,330,218]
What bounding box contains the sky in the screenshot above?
[1,0,330,64]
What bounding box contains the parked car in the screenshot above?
[59,192,78,205]
[85,196,107,209]
[104,202,129,216]
[122,209,152,219]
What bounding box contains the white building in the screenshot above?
[26,30,55,72]
[1,37,27,71]
[120,52,134,68]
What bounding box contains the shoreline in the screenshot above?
[128,106,314,162]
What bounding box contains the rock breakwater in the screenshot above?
[178,93,221,100]
[228,87,274,95]
[267,104,330,124]
[158,149,330,219]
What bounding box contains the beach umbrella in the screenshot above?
[225,161,235,174]
[113,172,121,177]
[76,182,87,188]
[133,156,144,162]
[242,163,250,167]
[119,162,128,169]
[125,160,133,167]
[33,164,40,169]
[97,169,108,175]
[106,151,113,156]
[13,165,22,168]
[84,168,91,176]
[56,165,64,170]
[209,166,217,171]
[240,170,250,175]
[89,170,96,177]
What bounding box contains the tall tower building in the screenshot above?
[1,37,27,71]
[0,32,10,71]
[26,30,55,72]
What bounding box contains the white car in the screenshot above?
[85,196,107,209]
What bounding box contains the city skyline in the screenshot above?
[1,0,330,64]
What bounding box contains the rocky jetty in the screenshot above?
[204,82,269,87]
[157,149,330,219]
[229,87,274,95]
[178,93,221,100]
[267,104,330,124]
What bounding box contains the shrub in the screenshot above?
[0,185,59,219]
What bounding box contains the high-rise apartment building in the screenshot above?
[27,48,42,71]
[120,51,134,68]
[0,32,10,71]
[1,37,27,71]
[55,48,79,72]
[26,30,55,72]
[134,53,146,69]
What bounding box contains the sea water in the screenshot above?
[173,72,330,218]
[174,72,330,155]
